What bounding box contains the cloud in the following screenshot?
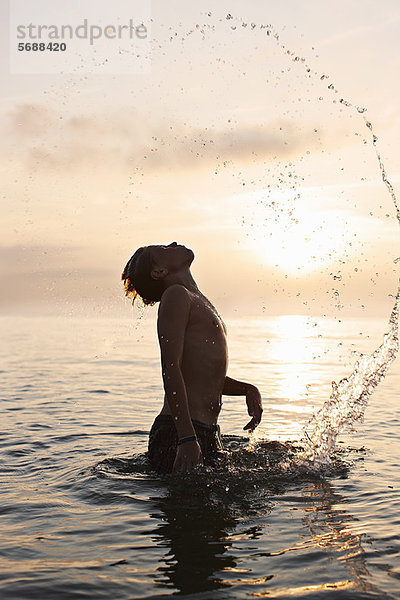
[0,244,82,270]
[7,103,57,137]
[2,102,324,173]
[133,121,318,170]
[0,244,117,309]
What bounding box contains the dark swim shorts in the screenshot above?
[148,414,224,474]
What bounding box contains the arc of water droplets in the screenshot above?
[216,15,400,466]
[251,19,400,223]
[363,119,400,223]
[255,20,400,467]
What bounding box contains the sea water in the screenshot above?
[1,313,400,599]
[3,11,400,600]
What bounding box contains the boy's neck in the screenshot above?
[163,270,200,294]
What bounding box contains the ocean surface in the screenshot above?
[1,312,399,599]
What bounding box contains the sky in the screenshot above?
[1,0,400,318]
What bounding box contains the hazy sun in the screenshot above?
[243,192,350,274]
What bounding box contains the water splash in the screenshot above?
[256,20,400,470]
[300,288,399,469]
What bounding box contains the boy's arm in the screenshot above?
[222,376,263,432]
[157,284,202,472]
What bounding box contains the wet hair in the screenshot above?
[121,246,164,306]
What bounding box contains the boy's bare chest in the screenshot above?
[187,295,227,338]
[182,294,228,373]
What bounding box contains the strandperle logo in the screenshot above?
[16,19,148,46]
[10,0,151,74]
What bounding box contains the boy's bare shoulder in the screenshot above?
[159,284,192,307]
[158,286,192,328]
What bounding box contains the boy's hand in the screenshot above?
[244,385,263,432]
[172,440,203,473]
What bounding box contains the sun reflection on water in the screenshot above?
[270,315,324,399]
[262,315,329,441]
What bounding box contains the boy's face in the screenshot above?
[148,242,194,272]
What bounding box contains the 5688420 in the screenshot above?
[18,42,66,51]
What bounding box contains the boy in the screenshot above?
[122,242,263,474]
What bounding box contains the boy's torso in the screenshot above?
[159,289,228,425]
